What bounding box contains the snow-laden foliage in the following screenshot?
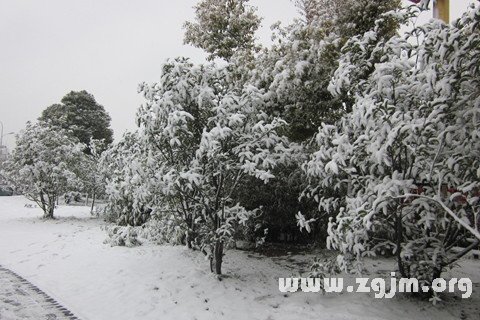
[100,132,154,226]
[139,215,187,245]
[183,0,261,61]
[304,4,480,286]
[136,58,297,274]
[251,19,343,141]
[232,0,402,243]
[104,225,142,248]
[79,139,108,214]
[1,122,85,218]
[250,0,400,141]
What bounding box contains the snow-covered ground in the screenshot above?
[0,196,478,320]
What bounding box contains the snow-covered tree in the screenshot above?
[230,0,402,241]
[251,21,342,141]
[39,90,114,151]
[1,122,85,219]
[100,131,154,226]
[304,4,480,287]
[137,58,297,274]
[79,139,108,213]
[248,0,401,142]
[183,0,261,61]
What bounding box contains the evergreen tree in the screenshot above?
[100,131,153,226]
[39,90,114,152]
[184,0,261,61]
[252,0,401,141]
[304,4,480,291]
[136,58,297,274]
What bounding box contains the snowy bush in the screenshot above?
[304,3,480,287]
[79,139,108,214]
[91,203,107,218]
[136,58,297,274]
[1,122,85,219]
[100,132,154,227]
[139,213,187,245]
[104,225,142,248]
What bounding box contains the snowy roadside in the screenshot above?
[0,196,478,320]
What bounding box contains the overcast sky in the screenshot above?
[0,0,476,150]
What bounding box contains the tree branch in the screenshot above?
[393,193,480,241]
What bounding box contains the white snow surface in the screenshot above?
[0,196,478,320]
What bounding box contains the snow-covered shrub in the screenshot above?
[232,208,266,247]
[78,139,108,214]
[139,214,186,245]
[104,215,187,247]
[304,3,480,287]
[100,132,153,226]
[137,58,297,274]
[1,122,85,219]
[104,225,142,247]
[91,203,107,218]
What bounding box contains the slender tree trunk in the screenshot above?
[90,192,96,214]
[186,216,197,249]
[431,267,442,283]
[186,235,193,249]
[395,209,406,277]
[211,240,224,275]
[39,191,47,213]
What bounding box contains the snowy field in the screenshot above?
[0,196,478,320]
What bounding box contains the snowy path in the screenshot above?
[0,265,80,320]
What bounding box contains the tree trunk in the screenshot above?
[43,204,55,219]
[211,240,224,275]
[395,209,407,277]
[186,216,196,249]
[186,231,193,249]
[90,192,96,214]
[431,267,442,283]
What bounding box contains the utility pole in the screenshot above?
[0,121,5,162]
[409,0,450,23]
[0,120,3,147]
[434,0,450,23]
[0,121,14,161]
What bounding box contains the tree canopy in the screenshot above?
[39,90,114,150]
[1,122,85,218]
[183,0,261,61]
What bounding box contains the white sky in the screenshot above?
[0,0,477,150]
